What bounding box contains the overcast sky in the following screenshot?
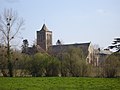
[0,0,120,49]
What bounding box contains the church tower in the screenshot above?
[37,24,52,51]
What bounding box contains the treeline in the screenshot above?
[0,47,120,78]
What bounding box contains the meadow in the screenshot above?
[0,77,120,90]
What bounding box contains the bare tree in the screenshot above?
[0,9,24,77]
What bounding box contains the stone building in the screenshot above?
[36,24,95,64]
[93,48,112,66]
[49,42,94,64]
[37,24,52,51]
[35,24,112,65]
[22,24,52,55]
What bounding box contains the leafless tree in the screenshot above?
[0,9,24,77]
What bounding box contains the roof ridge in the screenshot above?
[41,24,48,31]
[52,42,91,47]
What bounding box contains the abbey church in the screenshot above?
[36,24,95,65]
[25,24,112,66]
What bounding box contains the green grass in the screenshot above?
[0,77,120,90]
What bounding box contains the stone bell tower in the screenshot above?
[37,24,52,51]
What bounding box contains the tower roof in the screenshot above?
[41,24,48,31]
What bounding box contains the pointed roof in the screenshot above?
[41,24,48,31]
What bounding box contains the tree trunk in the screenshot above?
[8,61,13,77]
[7,27,13,77]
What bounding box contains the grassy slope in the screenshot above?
[0,77,120,90]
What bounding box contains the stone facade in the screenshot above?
[37,24,52,51]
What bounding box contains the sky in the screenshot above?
[0,0,120,49]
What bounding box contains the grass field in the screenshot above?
[0,77,120,90]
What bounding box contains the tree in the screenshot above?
[61,47,87,77]
[56,39,62,45]
[0,9,24,77]
[0,45,8,76]
[21,39,29,53]
[45,56,60,76]
[26,53,60,77]
[109,38,120,52]
[102,52,120,78]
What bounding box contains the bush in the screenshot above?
[102,52,120,78]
